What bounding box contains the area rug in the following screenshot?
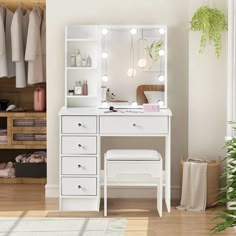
[0,217,127,236]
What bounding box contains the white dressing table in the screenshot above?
[59,107,172,212]
[59,24,171,213]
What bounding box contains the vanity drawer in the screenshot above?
[100,116,168,134]
[61,136,97,155]
[61,116,96,134]
[61,177,97,196]
[61,156,97,175]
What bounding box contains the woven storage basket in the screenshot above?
[181,159,220,208]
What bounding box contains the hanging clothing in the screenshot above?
[41,9,46,83]
[25,7,44,85]
[0,7,7,78]
[11,8,30,88]
[5,8,15,78]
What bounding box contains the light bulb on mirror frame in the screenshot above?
[102,52,108,59]
[102,75,109,82]
[158,75,165,82]
[138,58,148,68]
[131,101,138,107]
[130,28,137,35]
[158,100,164,108]
[159,49,165,56]
[102,28,108,35]
[127,68,137,77]
[102,101,108,107]
[159,28,165,35]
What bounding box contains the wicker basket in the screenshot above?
[181,159,220,208]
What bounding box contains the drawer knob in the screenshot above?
[133,123,136,127]
[78,144,82,147]
[78,164,81,168]
[78,185,81,189]
[78,123,82,127]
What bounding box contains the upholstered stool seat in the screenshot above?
[106,149,161,161]
[104,149,163,217]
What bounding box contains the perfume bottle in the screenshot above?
[74,81,82,95]
[86,55,92,67]
[76,49,82,67]
[82,80,88,95]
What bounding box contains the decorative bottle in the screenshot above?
[76,49,82,67]
[82,80,88,95]
[74,81,83,95]
[86,55,92,67]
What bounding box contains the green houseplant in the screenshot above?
[145,40,163,67]
[211,124,236,234]
[190,5,227,58]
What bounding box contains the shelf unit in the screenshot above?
[65,25,101,108]
[0,112,46,149]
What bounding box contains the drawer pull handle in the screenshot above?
[78,144,82,147]
[133,123,136,127]
[78,123,82,127]
[78,164,81,168]
[78,185,81,189]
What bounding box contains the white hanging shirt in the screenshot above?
[11,8,30,88]
[41,9,46,82]
[5,8,15,78]
[0,7,7,78]
[25,7,44,85]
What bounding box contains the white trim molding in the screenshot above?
[228,0,236,136]
[45,184,59,198]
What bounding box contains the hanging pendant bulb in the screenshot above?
[102,29,109,82]
[127,34,136,78]
[102,75,109,82]
[137,29,148,68]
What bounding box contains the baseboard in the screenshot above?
[45,184,180,200]
[45,184,59,198]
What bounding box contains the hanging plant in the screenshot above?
[190,6,227,58]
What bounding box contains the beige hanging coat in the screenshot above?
[0,7,7,77]
[25,7,44,85]
[41,9,46,82]
[5,8,15,78]
[11,8,30,88]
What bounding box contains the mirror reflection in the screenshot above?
[100,25,167,108]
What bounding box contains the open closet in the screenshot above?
[0,0,46,184]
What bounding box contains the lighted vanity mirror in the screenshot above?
[100,25,167,109]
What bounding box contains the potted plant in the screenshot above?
[190,5,227,58]
[211,124,236,234]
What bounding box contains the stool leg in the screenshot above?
[104,154,107,217]
[157,160,163,217]
[157,178,163,217]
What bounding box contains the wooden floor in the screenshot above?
[0,184,235,236]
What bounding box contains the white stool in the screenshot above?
[104,149,163,217]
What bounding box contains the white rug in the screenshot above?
[0,217,127,236]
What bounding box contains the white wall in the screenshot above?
[46,0,189,198]
[188,0,227,158]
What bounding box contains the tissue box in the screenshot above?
[143,103,160,112]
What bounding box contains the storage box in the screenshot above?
[15,163,47,178]
[181,158,220,208]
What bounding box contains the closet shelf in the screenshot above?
[0,112,46,149]
[0,178,46,184]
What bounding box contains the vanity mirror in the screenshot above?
[100,25,167,108]
[64,25,167,108]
